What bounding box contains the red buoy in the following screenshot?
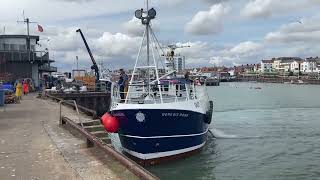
[101,113,120,133]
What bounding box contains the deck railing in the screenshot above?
[0,50,50,62]
[111,82,198,104]
[39,64,57,72]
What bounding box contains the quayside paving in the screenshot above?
[0,94,138,180]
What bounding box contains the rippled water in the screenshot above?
[149,82,320,180]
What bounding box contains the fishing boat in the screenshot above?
[102,2,213,165]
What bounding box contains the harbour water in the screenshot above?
[149,82,320,180]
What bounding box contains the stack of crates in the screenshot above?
[75,76,96,91]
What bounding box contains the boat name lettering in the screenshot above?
[114,112,125,117]
[162,113,189,117]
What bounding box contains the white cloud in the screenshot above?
[229,41,263,56]
[265,16,320,43]
[123,16,160,37]
[0,0,143,22]
[262,15,320,59]
[95,32,141,58]
[185,4,230,35]
[172,40,263,67]
[242,0,320,18]
[123,17,145,37]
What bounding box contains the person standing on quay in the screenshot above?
[15,81,23,103]
[23,80,29,95]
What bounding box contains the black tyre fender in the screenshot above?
[204,101,213,124]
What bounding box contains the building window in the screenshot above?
[4,44,9,50]
[10,44,19,51]
[19,45,26,51]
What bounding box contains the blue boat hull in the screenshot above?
[111,109,210,162]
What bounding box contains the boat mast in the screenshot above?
[127,0,162,103]
[146,0,151,94]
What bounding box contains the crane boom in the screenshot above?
[76,29,100,82]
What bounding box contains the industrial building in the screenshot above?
[0,35,57,88]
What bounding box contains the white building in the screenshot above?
[261,60,274,72]
[165,56,185,73]
[290,60,302,73]
[272,57,303,72]
[174,56,186,73]
[301,58,319,73]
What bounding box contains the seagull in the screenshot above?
[297,20,302,24]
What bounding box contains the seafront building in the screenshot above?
[260,57,320,74]
[261,60,274,72]
[0,35,57,88]
[301,57,320,73]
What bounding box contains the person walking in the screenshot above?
[23,81,29,95]
[15,81,23,103]
[118,69,128,102]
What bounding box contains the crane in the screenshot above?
[76,29,100,83]
[166,44,191,58]
[161,44,190,75]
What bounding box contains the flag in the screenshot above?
[37,24,43,32]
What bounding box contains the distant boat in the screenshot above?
[298,80,304,84]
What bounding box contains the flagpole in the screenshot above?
[17,16,37,62]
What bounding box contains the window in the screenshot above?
[19,45,26,51]
[10,44,19,51]
[4,44,9,50]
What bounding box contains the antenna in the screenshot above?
[22,10,25,20]
[17,12,38,62]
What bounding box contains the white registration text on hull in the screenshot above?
[162,112,189,117]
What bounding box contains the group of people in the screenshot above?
[15,80,30,103]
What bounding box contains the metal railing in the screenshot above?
[112,82,198,104]
[59,100,84,127]
[0,50,50,62]
[39,64,57,72]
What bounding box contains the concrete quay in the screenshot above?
[0,94,139,180]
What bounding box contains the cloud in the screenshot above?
[228,41,263,56]
[0,0,142,22]
[123,16,160,37]
[265,16,320,43]
[202,0,230,4]
[172,40,263,67]
[56,0,95,3]
[212,41,263,66]
[123,17,145,37]
[95,32,141,58]
[242,0,320,18]
[185,4,230,35]
[262,15,320,59]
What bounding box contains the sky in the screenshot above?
[1,0,320,71]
